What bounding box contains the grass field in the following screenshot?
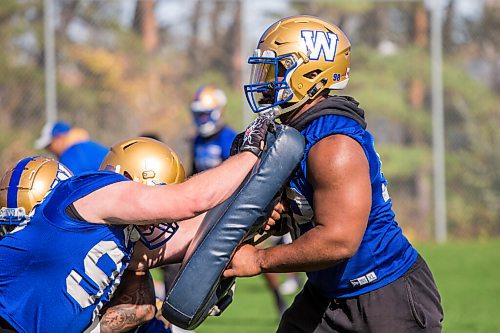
[190,238,500,333]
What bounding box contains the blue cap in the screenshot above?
[35,121,72,149]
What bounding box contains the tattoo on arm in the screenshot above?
[100,270,156,333]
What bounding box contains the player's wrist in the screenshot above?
[239,150,259,160]
[239,146,262,157]
[255,248,267,273]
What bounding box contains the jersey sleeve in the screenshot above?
[220,127,237,160]
[42,171,129,222]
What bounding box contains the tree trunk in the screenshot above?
[227,2,242,87]
[188,0,203,77]
[133,0,158,54]
[408,3,431,239]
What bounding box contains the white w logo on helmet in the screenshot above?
[301,30,339,62]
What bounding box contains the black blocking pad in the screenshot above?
[162,124,305,330]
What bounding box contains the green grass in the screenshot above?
[162,239,500,333]
[198,275,290,333]
[418,239,500,333]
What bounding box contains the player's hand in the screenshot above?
[223,244,262,278]
[262,201,285,232]
[239,116,275,157]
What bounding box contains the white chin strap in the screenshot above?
[271,77,332,119]
[272,94,311,119]
[261,90,316,120]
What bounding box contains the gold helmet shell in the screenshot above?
[0,156,73,234]
[191,85,227,137]
[100,137,185,250]
[191,85,227,112]
[244,15,351,115]
[100,137,185,186]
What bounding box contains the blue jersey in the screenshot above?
[60,140,109,175]
[286,114,418,298]
[193,126,236,172]
[0,171,134,333]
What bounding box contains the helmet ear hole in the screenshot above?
[303,70,322,79]
[123,171,133,180]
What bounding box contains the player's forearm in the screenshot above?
[128,215,204,271]
[100,303,155,333]
[257,226,354,273]
[183,151,257,213]
[100,270,156,332]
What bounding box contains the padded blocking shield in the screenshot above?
[162,124,305,330]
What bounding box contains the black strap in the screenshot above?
[65,203,85,221]
[288,95,367,131]
[0,316,16,332]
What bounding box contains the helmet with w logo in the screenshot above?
[244,15,351,116]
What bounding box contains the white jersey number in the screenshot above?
[66,240,125,308]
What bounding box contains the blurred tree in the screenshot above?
[188,0,203,76]
[133,0,159,54]
[0,0,497,239]
[407,2,431,238]
[186,0,242,86]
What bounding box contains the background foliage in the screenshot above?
[0,0,498,240]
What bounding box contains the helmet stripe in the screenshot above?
[193,85,206,100]
[7,157,35,208]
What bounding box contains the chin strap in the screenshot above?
[266,78,328,119]
[266,94,310,119]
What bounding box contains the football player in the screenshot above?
[224,15,443,332]
[0,115,272,333]
[0,154,177,333]
[190,84,237,173]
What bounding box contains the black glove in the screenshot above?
[229,132,244,156]
[238,116,275,157]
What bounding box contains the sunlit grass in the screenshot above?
[154,239,500,333]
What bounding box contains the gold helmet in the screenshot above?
[0,156,73,235]
[244,15,351,116]
[100,137,186,250]
[191,85,227,137]
[100,137,185,186]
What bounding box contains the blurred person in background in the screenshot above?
[190,84,289,316]
[35,121,108,175]
[274,233,303,296]
[190,85,237,174]
[225,15,443,332]
[0,118,272,333]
